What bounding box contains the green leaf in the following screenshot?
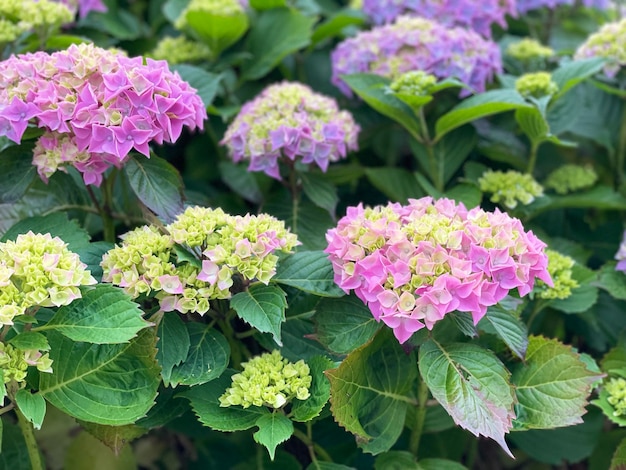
[64,430,136,469]
[444,184,482,210]
[78,421,146,455]
[515,107,550,144]
[549,277,599,315]
[156,313,191,386]
[306,463,355,470]
[511,335,602,430]
[8,332,50,351]
[341,74,421,138]
[419,339,516,457]
[278,318,336,363]
[375,451,419,470]
[326,329,418,454]
[365,167,425,203]
[168,323,230,387]
[416,459,467,470]
[291,355,333,422]
[171,65,221,108]
[40,285,150,344]
[183,9,248,56]
[526,185,626,216]
[250,0,286,9]
[181,369,270,431]
[273,251,344,297]
[552,57,606,99]
[95,8,144,40]
[611,437,626,469]
[218,161,263,204]
[124,154,184,223]
[136,386,187,429]
[314,295,381,355]
[311,10,365,46]
[241,9,315,81]
[595,262,626,300]
[0,421,31,470]
[0,145,36,203]
[253,413,294,461]
[601,341,626,377]
[39,330,160,425]
[478,305,528,360]
[1,212,90,250]
[162,0,188,22]
[435,89,530,140]
[15,390,46,430]
[73,241,114,282]
[231,284,287,346]
[593,388,626,427]
[301,172,338,216]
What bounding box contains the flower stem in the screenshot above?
[293,425,333,463]
[16,407,44,470]
[408,373,429,457]
[526,141,540,175]
[418,108,443,193]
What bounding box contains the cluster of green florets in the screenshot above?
[534,250,578,300]
[0,0,73,43]
[544,164,598,195]
[219,350,312,409]
[506,38,554,61]
[175,0,245,29]
[389,70,438,96]
[515,72,559,99]
[575,18,626,78]
[149,36,212,64]
[0,232,97,326]
[606,377,626,417]
[101,206,298,315]
[478,170,544,209]
[0,343,53,385]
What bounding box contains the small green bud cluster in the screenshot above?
[101,206,299,315]
[544,164,598,195]
[219,350,312,409]
[150,36,212,64]
[478,170,544,209]
[606,377,626,417]
[389,70,437,96]
[515,72,559,99]
[175,0,245,29]
[0,232,97,326]
[0,343,53,384]
[506,38,554,61]
[0,0,73,43]
[535,250,578,300]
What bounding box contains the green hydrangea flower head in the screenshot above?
[0,232,97,326]
[175,0,245,29]
[575,18,626,78]
[389,70,438,96]
[535,249,578,300]
[506,38,554,61]
[219,350,312,409]
[149,36,212,64]
[544,164,598,195]
[606,377,626,417]
[515,72,559,99]
[16,0,74,32]
[478,170,544,209]
[0,19,25,43]
[0,343,52,384]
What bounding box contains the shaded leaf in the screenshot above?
[478,305,528,360]
[374,451,418,470]
[218,161,263,204]
[311,10,365,46]
[171,65,221,108]
[274,251,344,297]
[156,313,191,386]
[291,355,333,422]
[595,262,626,300]
[231,284,287,346]
[365,167,425,203]
[78,421,146,455]
[0,144,36,203]
[611,437,626,470]
[301,172,338,216]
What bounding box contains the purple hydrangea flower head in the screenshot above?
[0,43,206,185]
[516,0,610,13]
[52,0,107,18]
[575,18,626,78]
[362,0,516,38]
[615,231,626,273]
[221,82,360,179]
[325,197,552,344]
[331,16,502,98]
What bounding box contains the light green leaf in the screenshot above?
[301,172,339,216]
[326,329,417,454]
[253,413,294,461]
[241,9,315,81]
[511,335,602,430]
[40,285,150,344]
[0,145,36,203]
[611,437,626,469]
[156,313,191,386]
[365,167,425,203]
[515,107,550,144]
[64,430,136,470]
[435,89,530,140]
[218,161,263,204]
[231,284,286,346]
[15,390,46,430]
[250,0,287,9]
[124,154,184,223]
[168,323,230,387]
[444,184,482,210]
[478,305,528,360]
[291,355,333,422]
[314,295,381,355]
[311,10,365,46]
[341,74,422,139]
[419,340,516,457]
[39,329,160,425]
[181,369,270,431]
[1,212,90,251]
[8,332,50,351]
[171,65,221,108]
[273,251,344,297]
[552,57,606,99]
[549,272,598,314]
[184,9,248,56]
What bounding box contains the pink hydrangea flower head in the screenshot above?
[362,0,517,37]
[517,0,610,14]
[325,197,552,344]
[221,81,360,179]
[0,43,207,186]
[331,16,502,98]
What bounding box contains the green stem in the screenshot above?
[526,141,540,175]
[16,407,43,470]
[418,108,443,193]
[288,164,300,234]
[616,102,626,189]
[408,374,429,457]
[218,317,243,369]
[293,426,333,463]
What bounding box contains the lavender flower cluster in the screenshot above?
[516,0,610,14]
[325,197,552,343]
[0,43,206,186]
[330,16,502,98]
[55,0,107,18]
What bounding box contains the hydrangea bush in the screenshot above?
[1,0,626,468]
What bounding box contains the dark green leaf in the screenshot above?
[218,161,263,204]
[444,184,481,209]
[74,241,114,282]
[311,11,365,46]
[478,305,528,360]
[253,413,294,461]
[156,313,191,386]
[416,459,468,470]
[171,65,221,108]
[374,451,418,469]
[231,284,287,346]
[291,355,333,422]
[0,145,36,203]
[301,172,338,216]
[0,422,31,470]
[611,437,626,469]
[274,251,344,297]
[595,262,626,300]
[15,390,46,430]
[365,167,425,203]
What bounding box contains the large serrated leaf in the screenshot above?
[418,340,516,457]
[326,329,417,454]
[478,305,528,360]
[253,413,294,461]
[511,335,602,430]
[291,355,333,422]
[39,285,149,344]
[156,313,191,386]
[231,284,286,346]
[39,329,160,425]
[1,212,90,250]
[273,251,344,297]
